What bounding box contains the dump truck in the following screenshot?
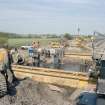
[0,48,15,97]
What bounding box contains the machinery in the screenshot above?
[51,40,69,48]
[75,48,105,105]
[75,56,105,105]
[75,37,83,47]
[75,33,105,105]
[87,34,105,104]
[95,56,105,95]
[74,37,91,51]
[75,91,97,105]
[0,48,14,97]
[51,41,60,48]
[91,32,105,95]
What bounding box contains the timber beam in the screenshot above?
[12,65,89,89]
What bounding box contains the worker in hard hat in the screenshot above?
[29,41,40,67]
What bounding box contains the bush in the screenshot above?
[64,33,73,40]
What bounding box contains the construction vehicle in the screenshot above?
[75,37,83,47]
[76,56,105,105]
[0,48,15,97]
[75,91,97,105]
[75,56,105,105]
[75,34,105,105]
[51,41,60,48]
[95,56,105,95]
[74,37,91,51]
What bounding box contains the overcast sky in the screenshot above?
[0,0,105,35]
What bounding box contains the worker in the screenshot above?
[60,42,65,60]
[28,41,40,67]
[48,42,51,48]
[32,41,36,48]
[37,41,40,48]
[88,66,94,77]
[37,41,43,56]
[28,46,34,57]
[47,50,50,57]
[52,54,61,69]
[32,49,40,67]
[16,54,25,65]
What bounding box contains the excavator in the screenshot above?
[0,47,16,97]
[75,33,105,105]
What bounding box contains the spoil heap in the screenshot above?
[0,78,75,105]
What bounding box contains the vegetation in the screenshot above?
[0,32,8,45]
[8,38,60,47]
[63,33,73,40]
[1,31,92,48]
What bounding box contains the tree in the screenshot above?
[63,33,73,40]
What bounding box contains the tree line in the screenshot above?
[0,32,74,39]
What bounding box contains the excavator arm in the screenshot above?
[0,48,14,97]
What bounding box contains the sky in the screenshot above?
[0,0,105,35]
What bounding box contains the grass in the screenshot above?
[0,37,8,45]
[8,38,60,47]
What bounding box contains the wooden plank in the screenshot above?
[12,65,89,88]
[64,53,92,56]
[12,65,88,77]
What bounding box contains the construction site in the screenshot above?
[0,33,105,105]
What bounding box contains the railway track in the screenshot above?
[12,65,89,89]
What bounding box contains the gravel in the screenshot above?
[0,78,74,105]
